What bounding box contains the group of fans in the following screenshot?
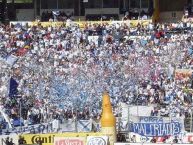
[0,19,192,137]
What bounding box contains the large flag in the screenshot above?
[52,11,60,22]
[9,77,19,97]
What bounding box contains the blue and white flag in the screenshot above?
[52,11,60,16]
[77,120,92,132]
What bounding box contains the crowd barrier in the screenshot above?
[2,134,193,145]
[114,144,191,145]
[22,133,110,145]
[10,19,152,28]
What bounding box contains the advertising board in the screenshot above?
[21,133,105,145]
[87,136,108,145]
[54,137,85,145]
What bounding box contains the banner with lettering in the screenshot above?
[54,137,85,145]
[129,116,183,137]
[130,122,181,137]
[1,123,53,135]
[1,119,89,135]
[117,116,184,137]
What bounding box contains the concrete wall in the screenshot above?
[160,11,184,22]
[85,8,119,15]
[159,0,188,12]
[74,16,85,21]
[40,9,74,16]
[16,9,34,21]
[129,106,154,117]
[16,9,74,21]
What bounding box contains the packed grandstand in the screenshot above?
[0,17,193,145]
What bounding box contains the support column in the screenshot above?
[74,0,79,16]
[34,0,37,19]
[123,0,126,9]
[152,0,159,22]
[80,0,85,16]
[2,0,9,24]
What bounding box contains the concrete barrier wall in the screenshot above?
[40,9,74,15]
[85,8,119,15]
[16,9,34,21]
[160,11,184,22]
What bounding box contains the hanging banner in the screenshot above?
[117,116,183,137]
[77,120,92,132]
[130,116,183,137]
[1,123,53,135]
[1,119,91,135]
[62,119,76,132]
[130,122,181,137]
[0,135,18,145]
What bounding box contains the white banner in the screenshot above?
[62,119,76,132]
[2,122,53,135]
[128,106,154,117]
[4,120,89,134]
[77,120,92,132]
[10,21,32,27]
[0,135,18,145]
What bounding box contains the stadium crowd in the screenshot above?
[0,19,192,131]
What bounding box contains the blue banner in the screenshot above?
[130,117,182,137]
[118,116,183,137]
[130,118,182,137]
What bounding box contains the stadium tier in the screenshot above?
[0,19,193,144]
[0,0,193,144]
[0,0,193,22]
